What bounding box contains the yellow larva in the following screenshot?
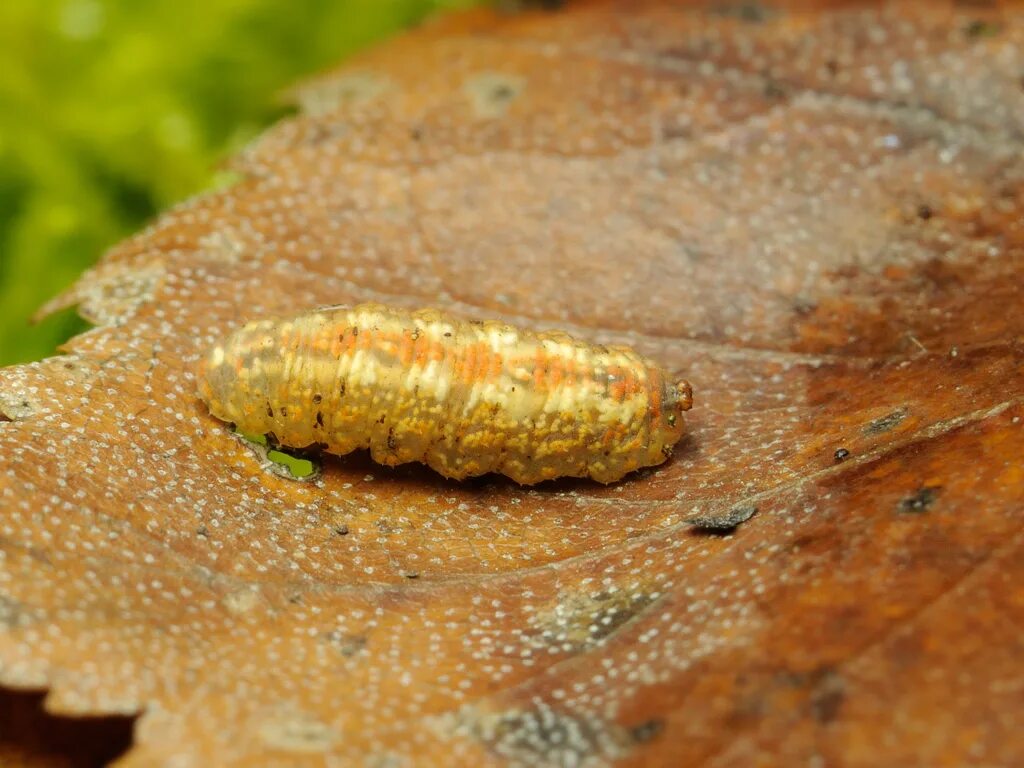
[196,303,692,485]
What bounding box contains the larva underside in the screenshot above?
[197,303,692,485]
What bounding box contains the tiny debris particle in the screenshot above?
[898,486,942,514]
[810,670,846,723]
[833,447,850,462]
[687,504,757,531]
[963,19,1002,39]
[333,524,349,536]
[711,1,775,23]
[629,718,665,744]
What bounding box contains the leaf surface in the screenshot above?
[2,1,1023,765]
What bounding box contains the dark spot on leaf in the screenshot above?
[470,705,618,763]
[711,1,775,23]
[387,427,396,450]
[488,83,515,103]
[834,447,850,462]
[917,203,934,220]
[964,19,1001,38]
[196,525,209,538]
[864,408,908,435]
[0,595,30,630]
[899,485,942,514]
[403,570,420,579]
[279,406,288,418]
[352,326,358,336]
[763,79,787,99]
[316,411,324,428]
[375,519,398,535]
[312,393,322,404]
[323,630,366,658]
[687,504,757,532]
[810,670,846,723]
[339,382,346,396]
[793,296,817,316]
[333,524,349,536]
[498,0,567,11]
[630,718,664,744]
[592,592,655,643]
[266,404,274,418]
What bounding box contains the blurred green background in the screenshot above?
[0,0,478,366]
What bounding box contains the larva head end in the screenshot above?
[674,379,693,411]
[656,378,692,454]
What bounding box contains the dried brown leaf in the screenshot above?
[2,1,1023,766]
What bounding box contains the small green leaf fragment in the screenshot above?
[237,430,268,446]
[267,449,316,479]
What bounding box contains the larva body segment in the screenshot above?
[197,303,692,485]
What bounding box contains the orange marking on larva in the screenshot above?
[398,332,415,367]
[412,336,429,368]
[378,332,400,359]
[488,350,503,380]
[601,422,627,448]
[564,353,575,388]
[198,302,692,485]
[461,342,476,385]
[649,378,662,420]
[473,343,488,385]
[428,341,445,363]
[470,342,491,385]
[533,349,548,390]
[549,357,566,389]
[311,334,328,353]
[609,376,627,403]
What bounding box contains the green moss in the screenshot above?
[0,0,479,365]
